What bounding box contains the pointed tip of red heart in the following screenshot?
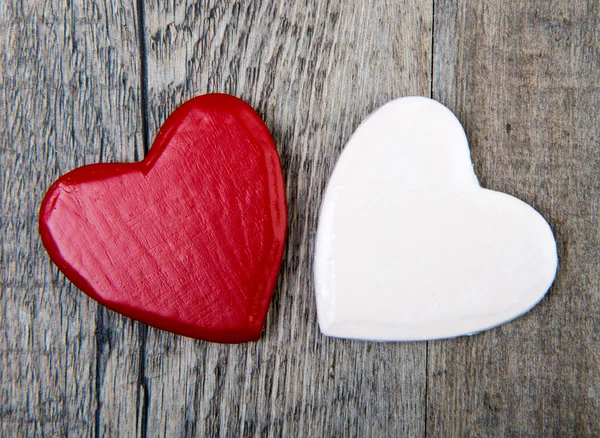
[39,94,287,344]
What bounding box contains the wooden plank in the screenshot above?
[8,0,598,435]
[1,1,145,435]
[1,4,93,435]
[429,0,600,436]
[140,0,432,435]
[68,3,148,434]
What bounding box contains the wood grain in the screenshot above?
[141,1,431,436]
[1,0,599,436]
[1,1,145,436]
[429,0,600,436]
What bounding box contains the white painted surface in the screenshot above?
[314,97,558,341]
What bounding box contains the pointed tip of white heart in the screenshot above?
[314,96,558,341]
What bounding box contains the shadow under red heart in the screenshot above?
[40,94,287,343]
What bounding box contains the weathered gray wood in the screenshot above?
[2,0,600,436]
[1,1,145,436]
[429,0,600,436]
[141,1,431,436]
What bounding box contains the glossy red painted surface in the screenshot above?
[39,94,287,343]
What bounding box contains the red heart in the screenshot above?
[39,94,287,343]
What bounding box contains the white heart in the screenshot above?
[314,97,558,341]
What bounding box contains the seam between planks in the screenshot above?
[426,0,436,436]
[94,307,108,438]
[135,0,150,436]
[136,325,150,438]
[136,0,150,159]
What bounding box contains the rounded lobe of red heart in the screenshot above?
[39,94,287,343]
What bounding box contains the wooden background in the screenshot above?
[2,0,599,436]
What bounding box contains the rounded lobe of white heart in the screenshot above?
[314,97,558,341]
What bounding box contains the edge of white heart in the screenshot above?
[314,96,558,341]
